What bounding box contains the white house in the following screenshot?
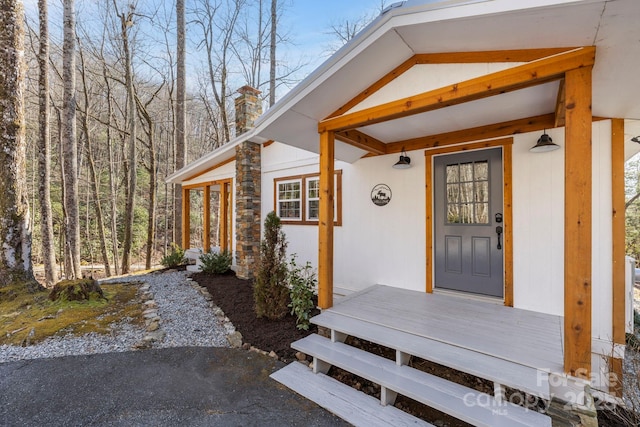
[168,0,640,424]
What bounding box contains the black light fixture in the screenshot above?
[393,148,411,169]
[530,131,560,153]
[632,136,640,144]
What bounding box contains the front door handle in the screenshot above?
[496,226,503,250]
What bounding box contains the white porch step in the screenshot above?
[312,310,550,399]
[271,361,431,427]
[293,334,551,427]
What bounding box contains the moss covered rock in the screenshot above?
[49,278,106,302]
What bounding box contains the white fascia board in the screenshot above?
[254,0,600,133]
[165,128,266,184]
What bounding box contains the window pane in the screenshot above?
[446,183,459,204]
[447,203,460,223]
[474,161,488,180]
[308,200,319,220]
[308,179,319,199]
[460,162,473,182]
[446,165,459,183]
[279,181,300,200]
[279,201,300,219]
[460,182,474,203]
[475,202,489,224]
[460,203,473,223]
[475,181,488,202]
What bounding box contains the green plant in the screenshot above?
[199,250,233,274]
[254,211,289,319]
[288,256,317,330]
[160,243,186,268]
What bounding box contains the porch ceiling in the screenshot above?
[256,0,640,162]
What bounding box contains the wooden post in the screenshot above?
[220,181,229,252]
[425,152,433,293]
[203,185,211,251]
[610,118,625,396]
[181,187,190,249]
[563,66,593,379]
[318,131,335,309]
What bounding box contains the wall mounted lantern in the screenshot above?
[393,148,411,169]
[529,131,560,153]
[632,136,640,143]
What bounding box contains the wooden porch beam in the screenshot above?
[555,79,566,127]
[319,47,595,133]
[563,66,593,379]
[318,131,335,309]
[388,114,557,154]
[335,129,387,155]
[611,118,625,397]
[181,187,190,249]
[203,185,211,251]
[611,119,626,346]
[326,48,579,120]
[220,181,229,252]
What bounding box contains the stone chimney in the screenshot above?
[235,85,262,136]
[234,85,262,279]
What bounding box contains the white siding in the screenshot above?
[261,123,617,351]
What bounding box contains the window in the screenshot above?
[277,180,302,220]
[445,160,489,224]
[274,171,342,225]
[306,178,320,220]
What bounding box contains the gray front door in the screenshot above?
[433,148,504,298]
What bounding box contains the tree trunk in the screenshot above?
[0,0,38,288]
[101,54,119,276]
[175,0,185,247]
[119,7,137,274]
[62,0,81,279]
[269,0,276,107]
[78,39,111,277]
[37,0,57,286]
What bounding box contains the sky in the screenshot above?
[20,0,387,97]
[279,0,385,78]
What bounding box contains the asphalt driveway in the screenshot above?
[0,347,348,426]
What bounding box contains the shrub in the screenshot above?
[199,250,233,274]
[288,256,317,330]
[254,212,289,319]
[161,243,185,268]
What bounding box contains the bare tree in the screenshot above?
[62,0,81,279]
[175,0,186,247]
[37,0,57,286]
[116,2,138,274]
[0,0,38,288]
[269,0,276,107]
[77,37,112,277]
[193,0,244,143]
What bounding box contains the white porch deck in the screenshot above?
[272,285,560,426]
[330,285,564,374]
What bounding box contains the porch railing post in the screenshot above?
[318,130,335,309]
[181,187,190,250]
[203,185,211,251]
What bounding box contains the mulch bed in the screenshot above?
[191,271,318,363]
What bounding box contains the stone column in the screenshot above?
[235,141,261,279]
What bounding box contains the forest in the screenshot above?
[0,0,379,287]
[3,0,640,291]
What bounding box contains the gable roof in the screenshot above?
[255,0,640,161]
[169,0,640,182]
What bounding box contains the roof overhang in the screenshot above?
[166,129,269,184]
[253,0,640,162]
